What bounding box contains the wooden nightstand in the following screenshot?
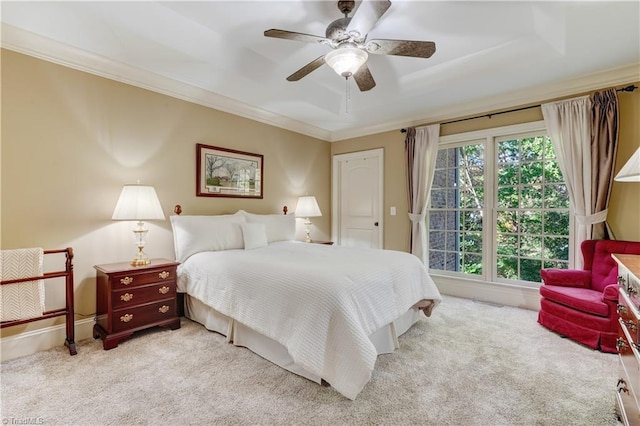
[93,258,180,350]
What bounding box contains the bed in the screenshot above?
[171,208,441,400]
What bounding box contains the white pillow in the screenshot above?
[240,223,268,250]
[170,214,246,262]
[237,210,296,243]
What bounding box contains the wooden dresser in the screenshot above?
[613,253,640,426]
[93,258,180,350]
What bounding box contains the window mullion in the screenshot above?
[484,135,496,283]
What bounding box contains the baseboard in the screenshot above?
[1,318,95,362]
[432,274,541,311]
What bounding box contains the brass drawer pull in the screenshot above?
[629,285,638,296]
[159,271,170,279]
[619,275,626,286]
[120,276,134,285]
[624,320,638,332]
[158,286,170,295]
[618,378,629,394]
[120,293,134,302]
[617,337,629,352]
[617,379,630,395]
[159,305,170,314]
[617,304,628,314]
[120,313,133,323]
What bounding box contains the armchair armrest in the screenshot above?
[602,284,619,302]
[540,269,592,288]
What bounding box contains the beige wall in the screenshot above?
[610,89,640,241]
[2,47,638,340]
[332,84,640,251]
[1,49,331,336]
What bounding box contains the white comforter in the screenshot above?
[178,241,442,399]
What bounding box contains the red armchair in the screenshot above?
[538,239,640,353]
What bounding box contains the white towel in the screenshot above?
[0,248,45,322]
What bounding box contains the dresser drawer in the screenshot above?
[618,368,640,426]
[112,299,177,333]
[112,282,176,310]
[618,319,640,410]
[620,290,640,345]
[110,267,176,290]
[627,272,640,312]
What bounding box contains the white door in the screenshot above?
[332,149,383,248]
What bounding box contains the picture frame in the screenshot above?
[196,143,263,198]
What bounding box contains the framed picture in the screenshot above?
[196,143,263,198]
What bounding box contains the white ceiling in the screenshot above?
[1,1,639,141]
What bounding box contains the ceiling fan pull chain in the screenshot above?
[345,76,350,114]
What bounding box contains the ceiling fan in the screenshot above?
[264,0,436,92]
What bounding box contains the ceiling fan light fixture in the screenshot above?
[325,47,368,77]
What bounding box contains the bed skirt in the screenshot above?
[184,294,422,385]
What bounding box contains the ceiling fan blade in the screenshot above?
[264,29,329,45]
[353,63,376,91]
[365,39,436,58]
[346,0,392,41]
[286,55,326,82]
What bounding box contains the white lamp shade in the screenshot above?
[112,185,165,221]
[615,147,640,182]
[295,196,322,218]
[325,47,368,77]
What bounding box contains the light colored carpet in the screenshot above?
[1,296,618,425]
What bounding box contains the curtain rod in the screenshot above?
[400,84,638,133]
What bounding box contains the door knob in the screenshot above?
[374,222,379,226]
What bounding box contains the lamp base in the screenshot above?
[131,229,150,266]
[130,257,151,267]
[304,218,313,243]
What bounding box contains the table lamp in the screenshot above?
[112,184,165,266]
[295,196,322,243]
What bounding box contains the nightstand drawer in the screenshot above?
[112,282,176,310]
[112,299,177,332]
[110,268,176,290]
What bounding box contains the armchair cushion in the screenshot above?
[540,269,591,288]
[539,285,609,317]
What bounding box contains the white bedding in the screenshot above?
[178,241,442,400]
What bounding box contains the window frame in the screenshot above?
[429,120,575,288]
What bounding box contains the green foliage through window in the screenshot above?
[428,132,570,284]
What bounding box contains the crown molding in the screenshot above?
[0,24,331,142]
[329,63,640,141]
[2,24,637,144]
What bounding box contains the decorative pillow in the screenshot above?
[170,214,246,262]
[240,223,268,250]
[237,210,296,243]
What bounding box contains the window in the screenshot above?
[428,122,571,286]
[429,143,485,276]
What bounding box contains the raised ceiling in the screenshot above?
[1,1,639,141]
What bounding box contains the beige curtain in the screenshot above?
[589,88,619,240]
[541,96,592,269]
[405,124,440,264]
